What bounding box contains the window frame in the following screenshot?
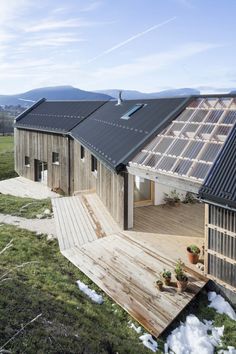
[91,155,98,175]
[24,156,30,167]
[80,145,85,161]
[52,152,59,165]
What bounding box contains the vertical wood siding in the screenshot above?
[73,140,124,228]
[206,204,236,289]
[15,128,72,194]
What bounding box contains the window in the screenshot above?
[52,152,59,165]
[91,155,97,173]
[121,104,144,120]
[25,156,30,167]
[80,145,85,160]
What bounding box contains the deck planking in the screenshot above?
[133,202,204,238]
[63,233,207,337]
[53,193,207,337]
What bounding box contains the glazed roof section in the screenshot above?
[70,97,190,171]
[130,97,236,183]
[199,121,236,209]
[15,99,107,134]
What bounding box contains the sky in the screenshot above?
[0,0,236,95]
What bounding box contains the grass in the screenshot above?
[0,224,151,354]
[0,136,18,181]
[0,194,52,218]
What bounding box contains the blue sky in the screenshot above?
[0,0,236,94]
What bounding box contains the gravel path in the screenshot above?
[0,213,57,238]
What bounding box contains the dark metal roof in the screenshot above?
[199,123,236,209]
[15,99,107,134]
[70,97,191,171]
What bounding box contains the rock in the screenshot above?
[44,209,51,215]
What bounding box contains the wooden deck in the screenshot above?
[53,194,208,337]
[134,203,204,238]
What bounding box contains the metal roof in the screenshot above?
[199,122,236,209]
[15,99,107,134]
[70,97,190,171]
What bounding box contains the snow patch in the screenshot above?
[76,280,104,304]
[166,314,224,354]
[139,333,158,352]
[218,347,236,354]
[208,292,236,321]
[128,321,142,334]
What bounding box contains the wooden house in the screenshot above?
[14,94,236,294]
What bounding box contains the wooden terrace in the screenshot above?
[52,194,207,337]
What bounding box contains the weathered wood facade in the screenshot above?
[73,140,125,228]
[205,204,236,290]
[14,128,73,194]
[14,129,126,228]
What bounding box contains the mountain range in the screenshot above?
[1,85,235,107]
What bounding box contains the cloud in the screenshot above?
[88,17,177,63]
[92,42,222,80]
[80,2,102,12]
[25,18,113,33]
[22,34,86,47]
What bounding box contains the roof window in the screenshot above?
[121,104,145,120]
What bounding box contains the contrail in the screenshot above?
[88,17,177,63]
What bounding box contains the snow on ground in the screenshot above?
[166,292,236,354]
[208,292,236,320]
[139,333,158,352]
[76,280,104,304]
[128,292,236,353]
[128,321,142,334]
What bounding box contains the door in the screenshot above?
[134,176,154,207]
[34,159,48,184]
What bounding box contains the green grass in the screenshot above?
[0,194,52,218]
[0,224,151,354]
[0,136,18,181]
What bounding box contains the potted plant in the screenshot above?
[174,259,188,292]
[160,269,172,285]
[187,244,200,264]
[156,279,164,291]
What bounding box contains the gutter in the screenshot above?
[198,197,236,213]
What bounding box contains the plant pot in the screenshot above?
[156,282,163,291]
[163,277,171,286]
[187,248,200,264]
[176,278,188,292]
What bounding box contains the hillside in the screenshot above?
[0,86,112,107]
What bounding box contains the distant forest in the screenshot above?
[0,106,25,135]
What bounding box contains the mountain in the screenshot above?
[0,86,202,108]
[0,86,112,107]
[95,88,200,100]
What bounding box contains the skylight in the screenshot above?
[130,97,236,182]
[121,104,144,120]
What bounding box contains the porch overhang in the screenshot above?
[127,164,202,194]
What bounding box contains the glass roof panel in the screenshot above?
[130,96,236,183]
[167,139,188,156]
[144,154,161,168]
[205,110,224,123]
[189,109,208,122]
[189,162,211,180]
[156,156,176,171]
[222,111,236,124]
[175,109,193,122]
[173,160,193,175]
[152,137,174,153]
[198,143,222,162]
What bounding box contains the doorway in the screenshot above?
[134,176,154,207]
[34,159,48,184]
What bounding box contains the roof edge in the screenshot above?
[15,98,46,123]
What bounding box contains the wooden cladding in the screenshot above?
[206,204,236,289]
[208,253,236,288]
